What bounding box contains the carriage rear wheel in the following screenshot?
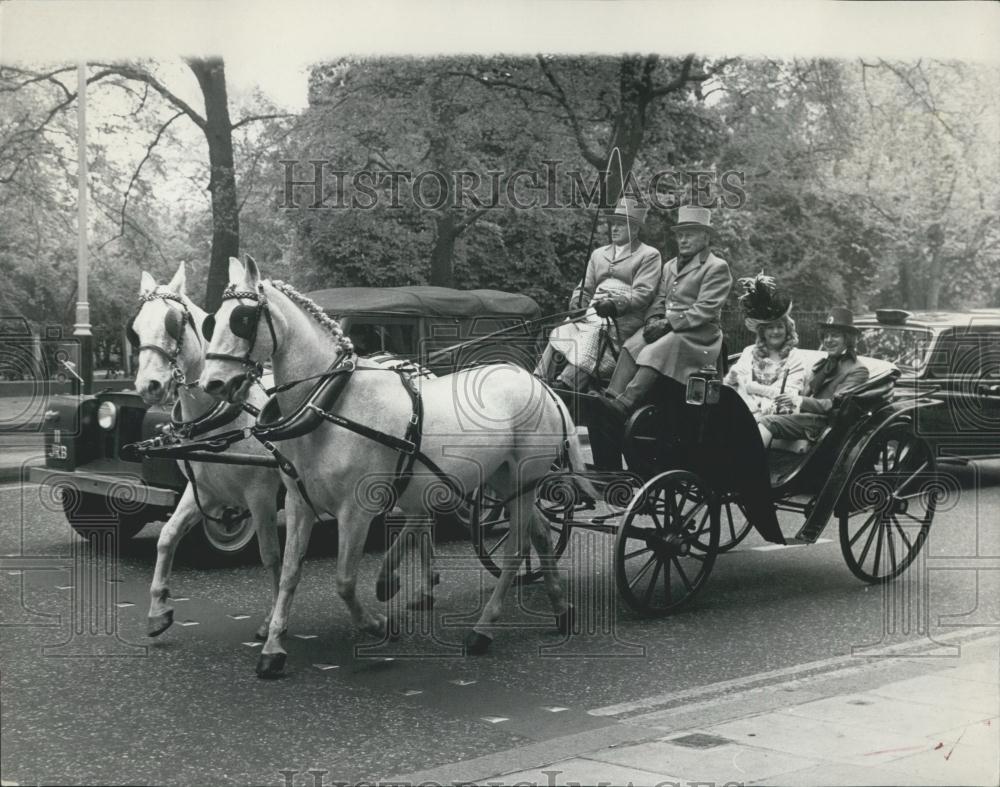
[615,470,719,616]
[839,423,937,583]
[470,485,572,586]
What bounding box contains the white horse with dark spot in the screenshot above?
[131,263,283,639]
[200,256,584,678]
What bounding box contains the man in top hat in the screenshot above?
[758,307,870,446]
[585,205,732,469]
[535,196,662,392]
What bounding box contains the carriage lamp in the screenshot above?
[686,366,722,406]
[97,401,117,430]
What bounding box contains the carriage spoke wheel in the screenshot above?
[839,424,937,583]
[470,486,571,586]
[615,470,719,617]
[696,494,754,553]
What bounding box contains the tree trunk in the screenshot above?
[430,214,456,287]
[603,57,648,208]
[188,58,239,312]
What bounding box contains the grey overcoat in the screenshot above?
[624,249,733,382]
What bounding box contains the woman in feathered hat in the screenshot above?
[724,273,807,434]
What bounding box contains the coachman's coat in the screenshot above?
[624,249,733,382]
[570,241,663,341]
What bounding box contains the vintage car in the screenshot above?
[28,286,544,563]
[853,308,1000,461]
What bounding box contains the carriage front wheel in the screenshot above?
[615,470,719,617]
[839,423,937,583]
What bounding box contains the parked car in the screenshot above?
[29,286,544,562]
[310,285,544,375]
[853,308,1000,461]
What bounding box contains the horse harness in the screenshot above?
[127,291,200,387]
[201,282,574,522]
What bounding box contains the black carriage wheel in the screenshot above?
[471,486,572,586]
[839,423,937,583]
[615,470,719,616]
[694,494,754,553]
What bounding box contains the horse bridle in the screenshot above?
[127,292,199,386]
[202,284,277,384]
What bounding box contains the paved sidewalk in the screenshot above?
[393,633,999,786]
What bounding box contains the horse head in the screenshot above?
[200,255,280,404]
[131,262,205,405]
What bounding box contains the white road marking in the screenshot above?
[313,663,339,671]
[227,613,250,620]
[481,716,509,724]
[450,679,477,686]
[241,641,263,648]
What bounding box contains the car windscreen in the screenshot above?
[856,326,934,372]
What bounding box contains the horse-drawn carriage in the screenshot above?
[90,257,944,675]
[470,348,941,617]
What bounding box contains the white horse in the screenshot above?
[200,256,584,678]
[131,263,283,639]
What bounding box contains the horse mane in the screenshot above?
[268,280,354,355]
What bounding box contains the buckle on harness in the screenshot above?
[399,439,417,455]
[409,412,420,427]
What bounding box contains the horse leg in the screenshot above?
[147,486,202,636]
[375,510,406,603]
[374,512,438,610]
[257,491,314,679]
[250,489,282,641]
[527,506,573,634]
[465,488,530,655]
[335,503,387,637]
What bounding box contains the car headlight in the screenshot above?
[97,401,117,430]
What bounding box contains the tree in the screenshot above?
[1,58,293,312]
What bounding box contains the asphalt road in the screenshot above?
[1,460,998,785]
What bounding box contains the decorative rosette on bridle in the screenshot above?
[736,272,792,331]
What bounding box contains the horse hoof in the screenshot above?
[376,574,401,602]
[407,594,435,611]
[556,604,575,636]
[147,610,174,637]
[256,652,287,679]
[464,630,493,656]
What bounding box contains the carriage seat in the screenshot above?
[768,351,899,454]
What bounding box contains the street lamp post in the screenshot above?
[73,62,93,394]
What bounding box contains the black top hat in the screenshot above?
[737,272,792,330]
[819,307,860,334]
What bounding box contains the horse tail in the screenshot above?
[545,382,599,501]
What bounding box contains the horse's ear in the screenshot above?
[228,257,245,284]
[140,271,156,294]
[167,261,186,295]
[243,254,261,288]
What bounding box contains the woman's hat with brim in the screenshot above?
[738,272,793,331]
[671,205,716,235]
[819,307,860,335]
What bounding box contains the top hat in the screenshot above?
[671,205,714,233]
[819,307,860,334]
[737,272,792,331]
[608,197,647,226]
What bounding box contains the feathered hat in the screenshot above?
[737,272,793,331]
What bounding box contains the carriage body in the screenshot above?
[607,353,943,615]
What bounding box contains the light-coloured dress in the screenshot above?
[725,346,808,416]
